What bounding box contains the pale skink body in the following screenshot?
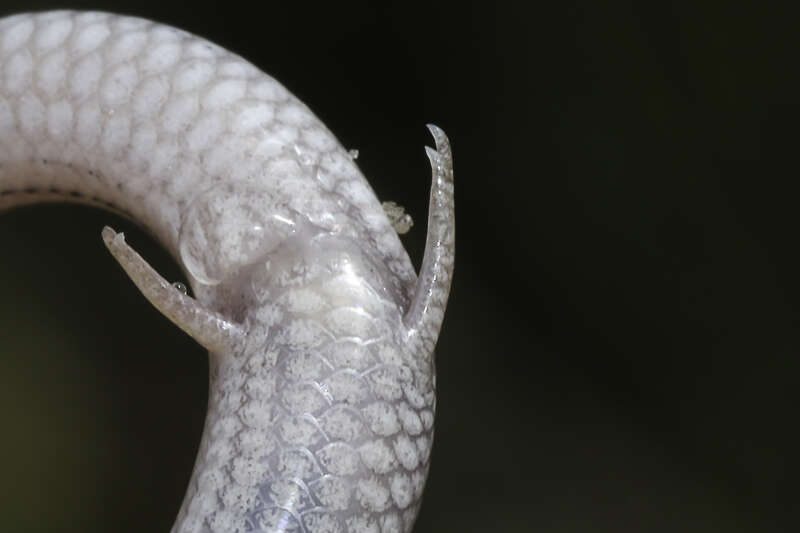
[0,10,453,533]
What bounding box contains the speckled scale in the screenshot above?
[0,11,410,280]
[0,10,454,533]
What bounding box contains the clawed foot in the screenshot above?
[101,226,244,355]
[404,125,455,356]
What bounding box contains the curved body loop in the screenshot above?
[0,11,453,533]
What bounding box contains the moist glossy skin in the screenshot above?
[0,11,454,533]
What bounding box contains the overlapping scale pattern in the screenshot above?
[0,11,438,533]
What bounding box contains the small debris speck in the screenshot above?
[172,281,188,294]
[382,201,413,234]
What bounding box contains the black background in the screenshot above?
[1,1,799,532]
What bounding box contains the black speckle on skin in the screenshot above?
[0,187,130,218]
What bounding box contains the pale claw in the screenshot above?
[101,226,245,355]
[404,125,455,357]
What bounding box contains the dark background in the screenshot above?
[1,1,799,531]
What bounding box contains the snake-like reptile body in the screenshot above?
[0,10,454,533]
